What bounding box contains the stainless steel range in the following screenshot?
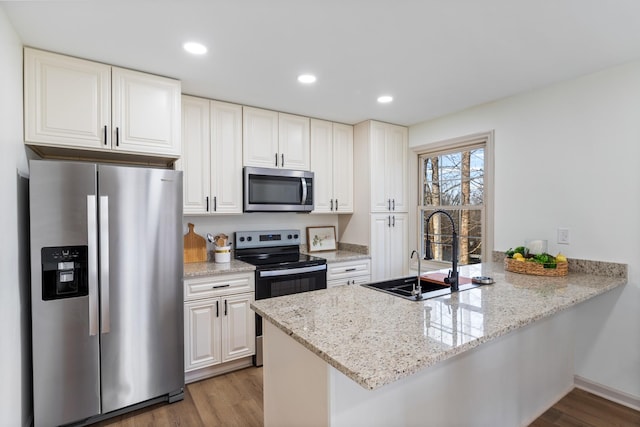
[234,229,327,366]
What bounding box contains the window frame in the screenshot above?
[413,131,494,270]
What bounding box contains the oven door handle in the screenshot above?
[259,264,326,278]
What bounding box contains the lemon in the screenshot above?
[516,257,525,262]
[556,253,567,263]
[513,253,524,259]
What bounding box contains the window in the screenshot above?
[418,134,492,267]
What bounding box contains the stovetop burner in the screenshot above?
[234,229,326,270]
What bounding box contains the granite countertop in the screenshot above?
[184,259,255,278]
[310,250,370,263]
[251,261,627,390]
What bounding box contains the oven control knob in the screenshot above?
[247,236,252,241]
[239,237,245,242]
[294,233,299,239]
[287,234,292,240]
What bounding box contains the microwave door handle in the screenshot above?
[301,177,308,205]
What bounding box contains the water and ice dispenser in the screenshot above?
[41,246,89,300]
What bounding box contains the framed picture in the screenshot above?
[307,226,337,252]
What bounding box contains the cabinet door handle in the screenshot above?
[216,300,219,317]
[213,196,217,212]
[392,215,396,227]
[212,284,230,289]
[392,199,395,211]
[345,268,356,272]
[275,153,278,167]
[115,127,120,146]
[281,153,285,168]
[330,199,333,211]
[335,199,338,211]
[103,125,108,145]
[388,215,391,227]
[388,199,391,210]
[206,196,209,212]
[224,299,228,316]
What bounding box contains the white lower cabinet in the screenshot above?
[370,213,408,281]
[327,259,371,288]
[184,272,255,378]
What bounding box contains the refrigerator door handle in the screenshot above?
[99,195,111,334]
[87,195,99,336]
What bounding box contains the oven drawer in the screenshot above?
[184,272,255,301]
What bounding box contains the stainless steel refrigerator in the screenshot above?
[29,160,184,427]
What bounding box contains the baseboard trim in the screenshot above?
[185,357,254,384]
[574,375,640,411]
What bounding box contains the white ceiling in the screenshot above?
[3,0,640,126]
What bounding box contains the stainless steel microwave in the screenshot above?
[243,166,314,212]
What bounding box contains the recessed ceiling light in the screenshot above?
[377,95,393,103]
[297,74,317,84]
[183,42,207,55]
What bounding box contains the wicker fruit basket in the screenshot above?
[504,257,568,276]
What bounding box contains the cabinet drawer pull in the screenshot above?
[212,284,230,289]
[345,268,357,272]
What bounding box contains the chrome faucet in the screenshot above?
[425,210,459,292]
[410,250,423,300]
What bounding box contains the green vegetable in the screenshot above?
[506,248,515,258]
[531,253,557,268]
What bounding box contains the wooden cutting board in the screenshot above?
[420,272,472,285]
[184,223,207,263]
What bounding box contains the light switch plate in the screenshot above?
[557,227,570,245]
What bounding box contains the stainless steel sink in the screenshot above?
[362,276,480,301]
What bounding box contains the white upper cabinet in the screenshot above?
[242,106,279,168]
[111,67,181,156]
[369,121,408,212]
[180,96,211,214]
[24,48,111,149]
[243,107,310,170]
[179,95,242,215]
[24,47,181,159]
[210,101,243,214]
[310,119,353,213]
[278,113,310,170]
[332,123,354,212]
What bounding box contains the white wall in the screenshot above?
[409,60,640,399]
[0,6,31,427]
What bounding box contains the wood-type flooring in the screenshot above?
[94,367,639,426]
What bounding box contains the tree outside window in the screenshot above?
[419,146,485,266]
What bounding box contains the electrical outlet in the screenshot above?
[557,228,570,245]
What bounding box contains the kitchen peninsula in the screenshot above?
[251,261,626,427]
